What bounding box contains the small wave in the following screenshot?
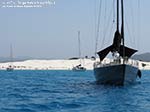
[49,101,82,110]
[1,108,36,112]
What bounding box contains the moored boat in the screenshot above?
[93,0,141,85]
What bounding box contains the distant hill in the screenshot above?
[0,56,60,62]
[1,53,150,62]
[132,53,150,62]
[0,57,33,62]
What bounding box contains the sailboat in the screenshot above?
[6,45,14,71]
[94,0,141,85]
[72,31,86,71]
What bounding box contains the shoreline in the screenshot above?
[0,59,149,70]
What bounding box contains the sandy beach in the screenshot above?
[0,59,95,70]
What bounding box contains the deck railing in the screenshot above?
[94,58,139,68]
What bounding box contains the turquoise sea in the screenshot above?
[0,70,149,112]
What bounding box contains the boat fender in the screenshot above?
[137,70,142,78]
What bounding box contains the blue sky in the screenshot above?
[0,0,149,59]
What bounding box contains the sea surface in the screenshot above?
[0,70,149,112]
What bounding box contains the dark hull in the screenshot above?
[94,64,139,86]
[72,68,86,72]
[6,68,14,71]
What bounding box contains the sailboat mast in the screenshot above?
[10,44,13,63]
[78,31,81,59]
[117,0,119,32]
[121,0,125,61]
